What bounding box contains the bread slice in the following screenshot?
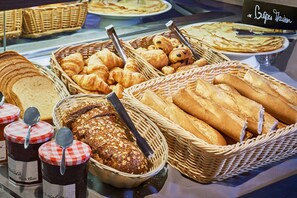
[11,76,61,122]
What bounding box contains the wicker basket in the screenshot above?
[123,61,297,183]
[0,9,22,40]
[128,31,230,71]
[50,40,162,95]
[52,94,168,188]
[21,1,88,38]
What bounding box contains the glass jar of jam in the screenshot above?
[39,140,91,198]
[0,103,20,165]
[4,120,54,186]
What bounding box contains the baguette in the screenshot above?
[195,78,264,135]
[262,112,278,134]
[140,90,211,144]
[172,88,247,142]
[214,73,297,124]
[215,83,240,95]
[244,70,297,106]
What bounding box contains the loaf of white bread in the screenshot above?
[0,51,61,122]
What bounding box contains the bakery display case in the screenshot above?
[1,0,297,197]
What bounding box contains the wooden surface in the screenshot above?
[0,0,75,11]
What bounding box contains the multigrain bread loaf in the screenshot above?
[11,76,60,122]
[65,101,149,174]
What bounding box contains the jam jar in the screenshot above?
[4,120,54,186]
[0,103,20,165]
[38,140,91,198]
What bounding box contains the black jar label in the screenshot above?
[43,179,76,198]
[8,157,38,183]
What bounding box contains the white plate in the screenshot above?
[88,1,172,19]
[181,22,290,60]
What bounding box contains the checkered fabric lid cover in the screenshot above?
[4,120,54,144]
[0,103,20,124]
[38,140,91,166]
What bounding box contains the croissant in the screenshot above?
[60,53,84,77]
[96,49,124,70]
[110,83,125,99]
[111,69,146,88]
[148,45,157,50]
[161,66,175,75]
[153,35,173,55]
[124,58,139,72]
[79,66,88,75]
[107,67,122,85]
[86,53,109,82]
[138,49,169,69]
[169,45,192,63]
[72,74,112,94]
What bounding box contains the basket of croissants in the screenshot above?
[123,60,297,183]
[50,40,162,98]
[128,31,230,75]
[52,94,168,188]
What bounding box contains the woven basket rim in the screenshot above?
[23,1,88,10]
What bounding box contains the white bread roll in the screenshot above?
[195,78,264,135]
[173,88,247,142]
[214,73,297,124]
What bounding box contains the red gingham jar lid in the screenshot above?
[0,103,20,124]
[38,140,91,166]
[4,120,54,144]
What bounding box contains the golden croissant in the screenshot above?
[96,48,124,70]
[72,74,112,94]
[60,53,84,77]
[111,69,146,88]
[124,58,139,72]
[86,53,109,82]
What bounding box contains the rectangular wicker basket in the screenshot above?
[52,94,168,188]
[128,31,230,71]
[21,1,88,38]
[0,9,22,40]
[123,61,297,183]
[50,39,162,95]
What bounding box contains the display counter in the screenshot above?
[0,0,297,197]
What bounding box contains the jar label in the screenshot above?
[8,157,38,183]
[0,141,6,161]
[43,179,76,198]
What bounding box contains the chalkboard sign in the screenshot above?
[0,0,75,11]
[242,0,297,30]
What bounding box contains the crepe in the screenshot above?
[183,22,284,53]
[89,0,168,15]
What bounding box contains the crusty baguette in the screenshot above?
[262,112,278,134]
[172,88,247,142]
[195,78,264,135]
[244,70,297,106]
[141,90,211,144]
[187,114,227,145]
[215,83,240,95]
[214,73,297,124]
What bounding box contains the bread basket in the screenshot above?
[123,61,297,183]
[50,39,162,95]
[0,9,22,40]
[21,1,88,38]
[128,31,230,70]
[52,94,168,188]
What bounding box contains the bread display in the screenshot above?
[133,35,208,75]
[64,101,149,174]
[59,49,146,98]
[0,51,62,122]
